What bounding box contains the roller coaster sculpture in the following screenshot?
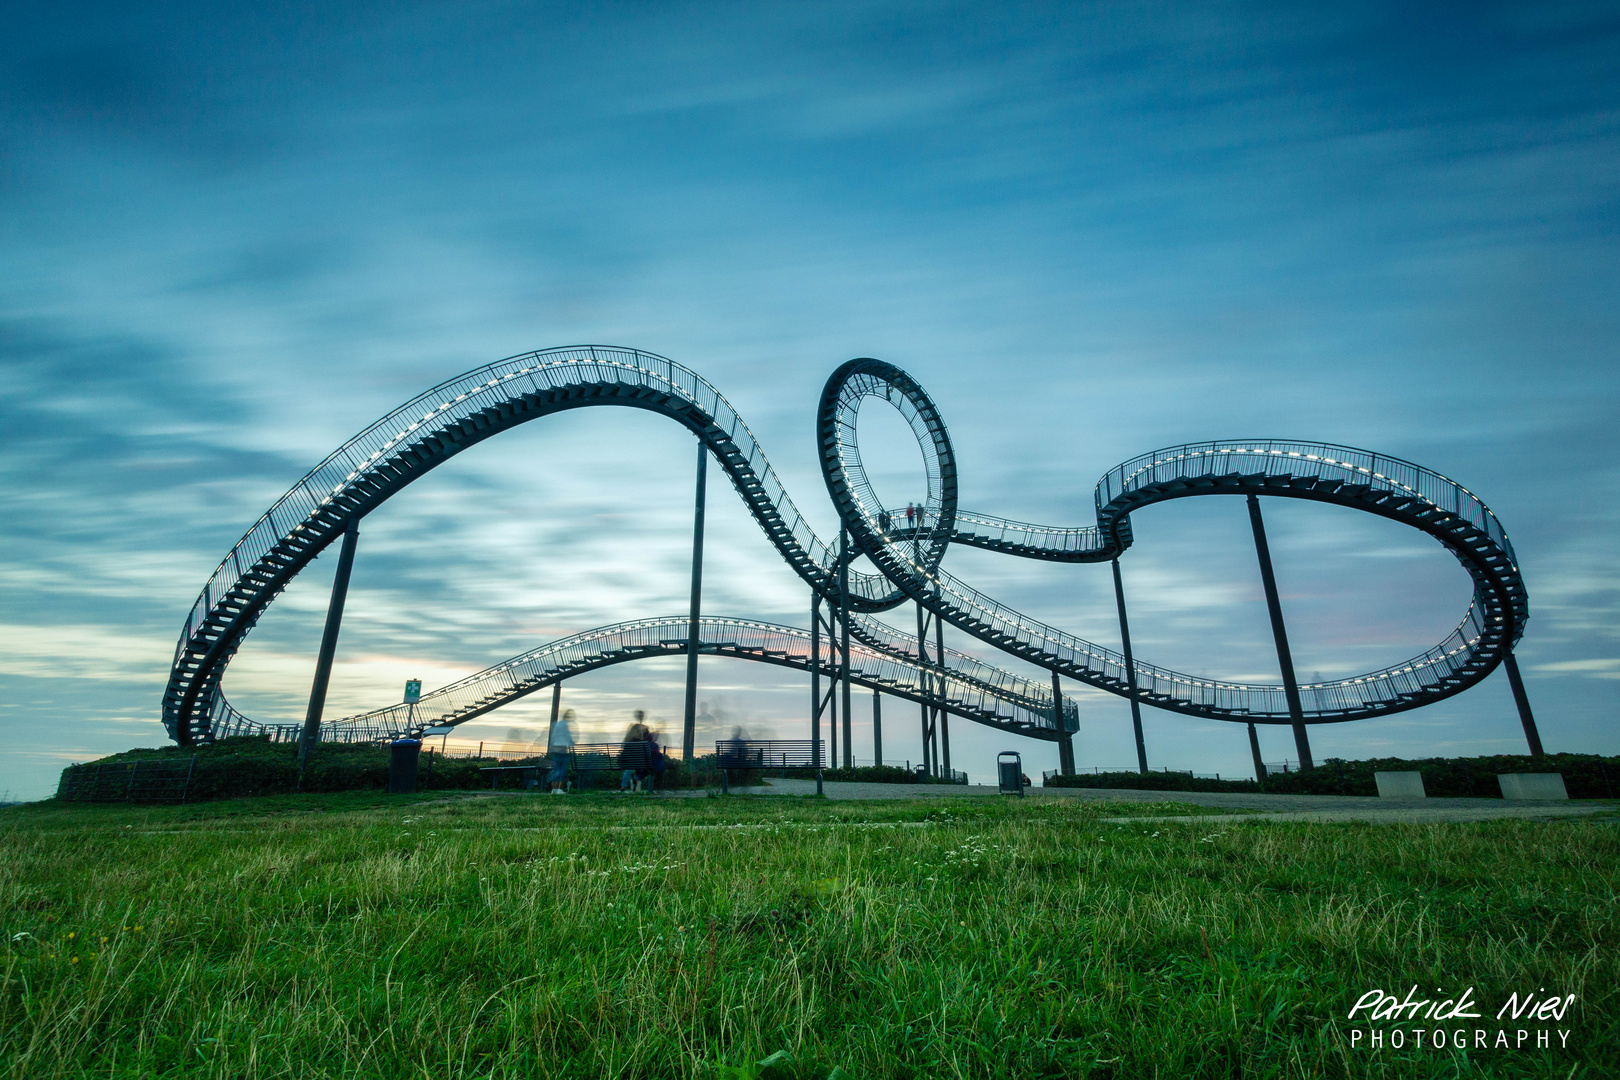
[163,347,1538,775]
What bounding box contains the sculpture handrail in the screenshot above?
[171,348,909,668]
[216,614,1078,742]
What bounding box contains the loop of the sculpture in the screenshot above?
[817,358,957,584]
[814,359,1524,729]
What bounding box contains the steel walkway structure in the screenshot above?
[208,615,1077,745]
[164,346,1530,758]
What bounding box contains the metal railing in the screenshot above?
[848,436,1518,721]
[306,615,1073,740]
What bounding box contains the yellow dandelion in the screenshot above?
[101,936,109,943]
[70,956,79,964]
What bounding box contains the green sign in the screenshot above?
[404,679,421,704]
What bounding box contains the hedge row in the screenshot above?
[1259,753,1620,798]
[60,736,751,802]
[1043,770,1262,793]
[1043,753,1620,798]
[813,765,965,785]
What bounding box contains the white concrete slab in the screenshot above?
[1375,771,1426,798]
[1498,773,1569,800]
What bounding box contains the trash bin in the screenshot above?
[997,751,1024,797]
[389,739,422,794]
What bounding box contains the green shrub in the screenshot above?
[1259,753,1620,798]
[1042,753,1620,798]
[60,737,526,801]
[1043,770,1261,793]
[816,765,959,784]
[57,739,774,801]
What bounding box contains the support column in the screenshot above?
[682,439,707,761]
[1052,669,1075,775]
[299,518,359,772]
[829,615,838,771]
[1503,650,1545,757]
[872,688,883,767]
[811,592,821,766]
[916,602,932,777]
[839,531,853,771]
[810,592,825,795]
[815,592,840,769]
[547,682,562,747]
[1247,722,1267,785]
[936,614,950,779]
[1111,558,1148,774]
[1246,495,1313,772]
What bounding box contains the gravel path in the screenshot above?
[753,778,1616,823]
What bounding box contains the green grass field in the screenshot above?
[2,792,1615,1079]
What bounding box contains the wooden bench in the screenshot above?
[478,765,542,790]
[714,739,824,794]
[566,742,662,791]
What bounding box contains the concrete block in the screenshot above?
[1497,773,1569,800]
[1375,771,1426,798]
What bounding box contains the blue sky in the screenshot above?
[2,1,1616,799]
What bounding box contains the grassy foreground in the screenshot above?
[1,792,1615,1079]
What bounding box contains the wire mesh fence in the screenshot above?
[56,758,197,804]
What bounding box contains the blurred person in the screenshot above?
[620,710,648,791]
[642,726,666,791]
[547,708,576,794]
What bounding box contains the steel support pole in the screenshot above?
[1247,722,1267,785]
[936,614,950,779]
[839,531,853,771]
[811,592,821,766]
[828,615,837,770]
[1246,495,1313,771]
[916,603,931,777]
[682,440,707,761]
[299,518,359,773]
[810,593,824,795]
[547,682,562,747]
[1053,669,1075,775]
[1502,650,1545,757]
[1111,558,1148,773]
[872,688,883,767]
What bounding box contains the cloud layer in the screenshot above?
[2,1,1616,798]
